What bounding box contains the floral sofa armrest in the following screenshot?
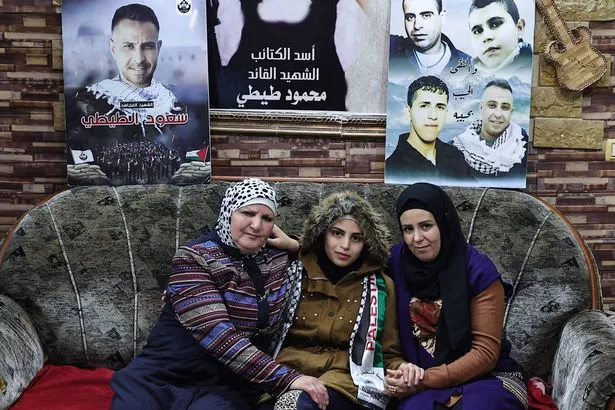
[551,309,615,410]
[0,294,45,409]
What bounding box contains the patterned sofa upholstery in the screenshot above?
[0,182,613,409]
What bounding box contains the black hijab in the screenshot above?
[396,183,471,365]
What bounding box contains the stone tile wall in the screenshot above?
[0,0,613,308]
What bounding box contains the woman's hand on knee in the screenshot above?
[289,375,329,409]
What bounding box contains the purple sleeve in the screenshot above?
[465,245,501,299]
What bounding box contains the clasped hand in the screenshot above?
[383,362,424,397]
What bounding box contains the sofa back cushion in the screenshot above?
[0,183,599,381]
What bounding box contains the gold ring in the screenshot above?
[387,386,397,393]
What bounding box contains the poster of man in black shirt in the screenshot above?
[207,0,391,113]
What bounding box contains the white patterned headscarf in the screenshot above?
[214,178,277,250]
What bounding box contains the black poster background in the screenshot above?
[207,0,388,113]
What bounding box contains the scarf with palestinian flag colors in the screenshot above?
[271,262,390,409]
[349,272,390,409]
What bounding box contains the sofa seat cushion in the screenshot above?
[11,365,114,410]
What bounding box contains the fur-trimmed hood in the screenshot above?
[300,191,390,266]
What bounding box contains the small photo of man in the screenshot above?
[452,78,528,186]
[385,75,475,184]
[389,0,470,81]
[109,5,162,89]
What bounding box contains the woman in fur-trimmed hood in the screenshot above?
[263,191,420,410]
[300,190,390,273]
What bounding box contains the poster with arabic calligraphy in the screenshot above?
[384,0,535,188]
[207,0,391,113]
[62,0,211,186]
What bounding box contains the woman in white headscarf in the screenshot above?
[111,178,328,410]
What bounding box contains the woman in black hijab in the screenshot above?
[384,183,527,409]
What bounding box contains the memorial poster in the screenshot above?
[62,0,211,186]
[385,0,535,188]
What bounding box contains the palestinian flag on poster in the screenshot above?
[70,149,94,164]
[185,147,208,162]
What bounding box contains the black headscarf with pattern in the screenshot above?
[396,183,471,365]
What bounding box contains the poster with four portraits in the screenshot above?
[61,0,211,186]
[385,0,535,188]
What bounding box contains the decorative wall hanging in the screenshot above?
[536,0,608,91]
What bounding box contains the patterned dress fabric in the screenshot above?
[0,182,611,409]
[409,298,442,356]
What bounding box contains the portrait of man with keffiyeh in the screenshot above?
[62,1,211,186]
[385,0,534,189]
[452,78,528,187]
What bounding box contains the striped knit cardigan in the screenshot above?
[167,237,301,396]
